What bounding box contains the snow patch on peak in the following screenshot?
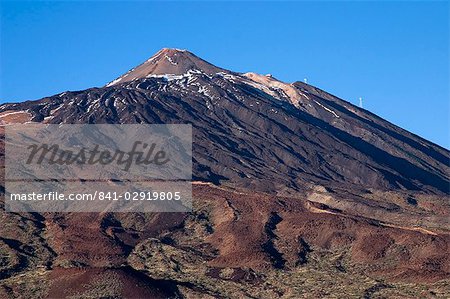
[106,77,123,87]
[144,68,209,82]
[313,100,340,118]
[165,55,178,66]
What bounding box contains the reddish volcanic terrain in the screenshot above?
[0,49,449,298]
[0,183,449,298]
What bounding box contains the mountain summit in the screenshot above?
[106,48,227,86]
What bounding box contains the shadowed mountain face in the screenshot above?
[0,49,449,298]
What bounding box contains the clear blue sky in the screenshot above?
[1,1,449,148]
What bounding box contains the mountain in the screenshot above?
[0,49,449,298]
[2,49,448,194]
